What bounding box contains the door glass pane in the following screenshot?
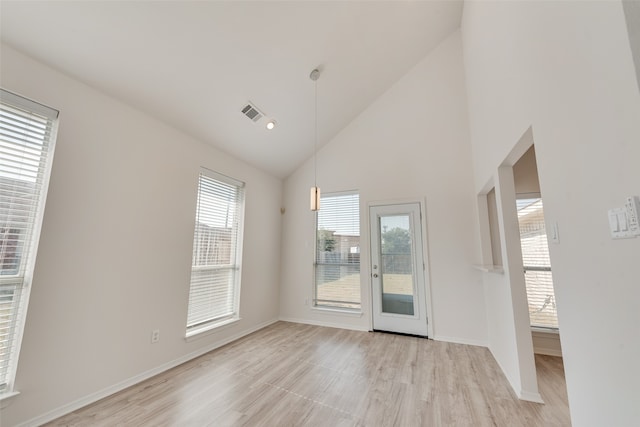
[379,215,414,315]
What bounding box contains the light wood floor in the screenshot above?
[46,322,571,426]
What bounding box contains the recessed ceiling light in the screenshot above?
[266,120,276,130]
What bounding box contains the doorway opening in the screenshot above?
[513,145,562,356]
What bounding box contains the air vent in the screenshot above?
[241,103,264,122]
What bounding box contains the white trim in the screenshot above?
[313,191,362,312]
[318,189,359,198]
[533,347,563,357]
[0,89,59,119]
[531,326,559,334]
[531,329,563,357]
[432,335,488,348]
[0,93,60,395]
[519,390,545,404]
[310,307,363,317]
[367,197,435,339]
[0,391,20,409]
[200,166,245,188]
[473,264,504,274]
[186,171,245,334]
[16,318,278,427]
[278,317,368,332]
[515,192,541,200]
[185,317,242,342]
[486,328,544,405]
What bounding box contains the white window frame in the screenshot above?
[314,191,361,312]
[185,168,245,338]
[0,89,59,397]
[516,193,559,331]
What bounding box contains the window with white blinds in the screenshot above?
[517,198,558,329]
[186,169,244,335]
[315,192,360,310]
[0,89,58,393]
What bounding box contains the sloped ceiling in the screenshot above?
[0,1,463,178]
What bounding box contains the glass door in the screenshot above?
[370,203,428,336]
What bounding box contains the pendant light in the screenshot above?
[310,68,321,211]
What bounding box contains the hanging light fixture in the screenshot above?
[310,68,321,211]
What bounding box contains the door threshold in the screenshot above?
[372,329,429,339]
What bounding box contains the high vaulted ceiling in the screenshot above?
[1,1,463,178]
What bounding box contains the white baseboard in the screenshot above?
[18,318,279,427]
[432,334,488,347]
[519,390,544,403]
[487,345,545,405]
[278,316,368,332]
[487,346,523,401]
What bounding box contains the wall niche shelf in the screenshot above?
[473,264,504,274]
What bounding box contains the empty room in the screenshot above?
[1,1,639,426]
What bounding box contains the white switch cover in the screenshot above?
[609,195,640,239]
[625,196,640,236]
[550,221,560,244]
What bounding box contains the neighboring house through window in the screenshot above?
[186,168,245,336]
[315,192,360,310]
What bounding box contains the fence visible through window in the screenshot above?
[315,193,360,310]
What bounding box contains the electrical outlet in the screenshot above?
[304,298,308,306]
[151,329,160,344]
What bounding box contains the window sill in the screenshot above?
[473,264,504,274]
[185,317,241,342]
[311,306,363,317]
[531,327,560,335]
[0,391,20,409]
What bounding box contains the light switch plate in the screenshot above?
[625,196,640,236]
[550,221,560,244]
[609,195,640,239]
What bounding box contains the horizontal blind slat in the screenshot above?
[517,198,558,329]
[186,172,244,330]
[315,193,361,310]
[0,91,57,390]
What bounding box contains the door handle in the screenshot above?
[373,273,379,278]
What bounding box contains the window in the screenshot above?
[315,192,360,310]
[486,188,503,267]
[517,197,558,329]
[0,89,58,393]
[186,169,244,336]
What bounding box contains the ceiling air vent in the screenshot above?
[241,102,264,122]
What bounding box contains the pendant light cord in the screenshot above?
[314,78,318,188]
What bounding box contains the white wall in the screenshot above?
[512,146,563,358]
[279,31,488,345]
[0,44,283,426]
[513,145,540,195]
[462,1,640,425]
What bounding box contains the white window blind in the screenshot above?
[0,89,58,392]
[186,169,244,334]
[315,192,360,310]
[517,198,558,329]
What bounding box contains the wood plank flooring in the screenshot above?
[46,322,571,426]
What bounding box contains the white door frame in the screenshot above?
[367,199,434,337]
